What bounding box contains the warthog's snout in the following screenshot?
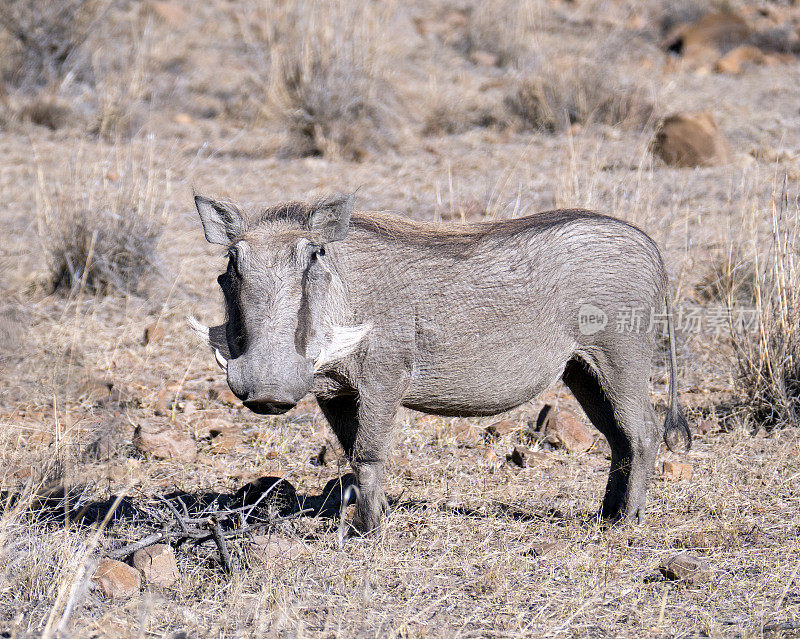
[226,352,312,415]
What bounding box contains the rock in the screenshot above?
[143,322,165,346]
[452,421,480,444]
[663,12,751,62]
[209,383,239,406]
[248,536,307,564]
[470,50,499,66]
[209,429,243,454]
[93,558,141,598]
[191,415,237,439]
[696,418,716,435]
[132,544,179,587]
[133,419,197,461]
[509,445,546,468]
[651,112,731,167]
[659,552,711,584]
[77,377,116,404]
[662,461,693,480]
[146,1,187,26]
[484,420,517,440]
[535,404,594,454]
[714,45,766,74]
[526,540,568,557]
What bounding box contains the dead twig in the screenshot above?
[208,516,235,576]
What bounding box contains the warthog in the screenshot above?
[191,193,691,534]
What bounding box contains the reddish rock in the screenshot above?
[209,383,239,406]
[662,461,693,481]
[660,552,711,584]
[132,544,179,587]
[527,540,568,557]
[208,429,243,454]
[143,322,165,346]
[133,419,197,461]
[484,419,517,440]
[663,12,751,62]
[248,536,307,563]
[146,1,187,26]
[714,45,766,74]
[536,405,594,453]
[509,445,546,468]
[93,558,141,598]
[651,112,731,167]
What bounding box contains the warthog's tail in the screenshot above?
[663,291,692,452]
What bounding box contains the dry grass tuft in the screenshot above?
[505,59,654,132]
[695,250,758,305]
[459,0,539,68]
[734,186,800,428]
[35,151,169,296]
[0,0,105,90]
[245,0,403,161]
[16,94,76,130]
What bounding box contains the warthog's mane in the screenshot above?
[254,198,640,241]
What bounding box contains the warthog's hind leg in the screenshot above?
[562,357,660,523]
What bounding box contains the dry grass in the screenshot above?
[1,0,800,636]
[34,147,170,295]
[734,184,800,428]
[243,0,403,161]
[505,58,655,132]
[0,0,105,90]
[459,0,540,68]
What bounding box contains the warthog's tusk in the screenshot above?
[187,315,210,342]
[214,348,228,371]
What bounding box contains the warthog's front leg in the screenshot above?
[316,392,399,535]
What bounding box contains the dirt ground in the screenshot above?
[1,0,800,637]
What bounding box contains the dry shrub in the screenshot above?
[0,0,105,89]
[245,0,403,161]
[460,0,540,67]
[35,152,169,296]
[735,187,800,428]
[505,59,654,132]
[422,88,502,137]
[16,94,75,130]
[695,250,758,305]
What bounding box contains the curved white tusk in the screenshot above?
[187,315,210,343]
[214,348,228,371]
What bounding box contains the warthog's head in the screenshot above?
[192,194,370,415]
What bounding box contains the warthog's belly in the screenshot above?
[402,354,568,417]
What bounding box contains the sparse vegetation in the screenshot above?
[35,153,169,295]
[505,58,654,132]
[0,0,104,89]
[1,0,800,635]
[734,188,800,428]
[460,0,539,67]
[245,0,403,160]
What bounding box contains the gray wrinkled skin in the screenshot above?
[193,194,691,534]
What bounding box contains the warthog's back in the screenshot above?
[334,209,667,416]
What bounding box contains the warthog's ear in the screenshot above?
[195,195,245,245]
[308,194,354,242]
